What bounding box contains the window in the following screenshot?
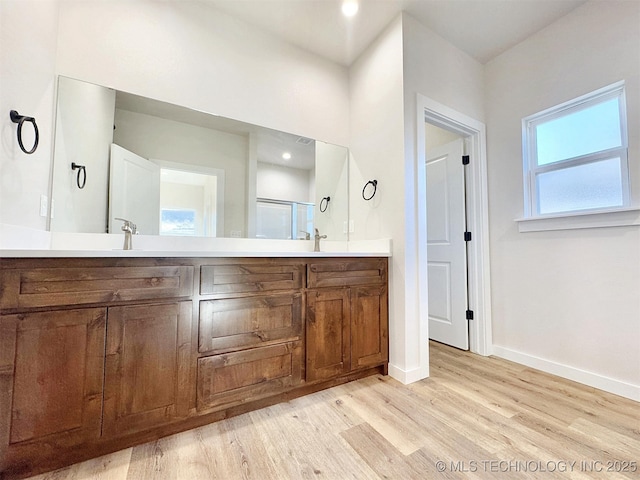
[522,82,629,217]
[158,167,221,237]
[160,209,196,236]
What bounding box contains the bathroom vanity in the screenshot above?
[0,253,388,479]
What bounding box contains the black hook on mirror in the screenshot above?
[71,162,87,189]
[320,196,330,213]
[10,110,39,154]
[362,179,377,201]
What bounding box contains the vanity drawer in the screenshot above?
[0,265,194,310]
[307,258,387,288]
[196,340,302,411]
[198,293,302,353]
[200,262,304,295]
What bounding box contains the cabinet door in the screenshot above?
[306,289,350,382]
[103,301,192,437]
[199,293,302,353]
[307,259,386,288]
[201,262,304,295]
[197,341,302,412]
[0,309,106,472]
[351,285,389,370]
[0,265,193,309]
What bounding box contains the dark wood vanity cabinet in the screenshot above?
[0,259,195,478]
[306,259,388,382]
[0,256,387,479]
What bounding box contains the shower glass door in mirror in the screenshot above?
[255,199,314,240]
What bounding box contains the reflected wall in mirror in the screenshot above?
[50,76,349,240]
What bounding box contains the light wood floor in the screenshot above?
[29,342,639,480]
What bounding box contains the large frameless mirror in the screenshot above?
[50,76,349,241]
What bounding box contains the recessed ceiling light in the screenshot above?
[341,0,359,18]
[282,152,292,160]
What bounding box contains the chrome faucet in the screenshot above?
[300,231,311,240]
[115,217,137,250]
[314,228,327,252]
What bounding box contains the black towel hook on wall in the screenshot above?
[71,162,87,189]
[362,179,378,201]
[319,196,331,213]
[10,110,39,154]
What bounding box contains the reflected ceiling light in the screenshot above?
[282,152,292,160]
[341,0,359,17]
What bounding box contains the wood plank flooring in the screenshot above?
[27,342,639,479]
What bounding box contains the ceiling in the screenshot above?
[205,0,588,65]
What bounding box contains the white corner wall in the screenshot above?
[399,13,485,381]
[485,0,640,399]
[348,16,406,379]
[55,0,350,148]
[349,12,485,383]
[0,0,60,229]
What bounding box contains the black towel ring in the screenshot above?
[319,196,331,213]
[71,162,87,189]
[362,180,378,201]
[10,110,39,154]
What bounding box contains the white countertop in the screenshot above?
[0,249,389,258]
[0,228,392,258]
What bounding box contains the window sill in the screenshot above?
[515,207,640,232]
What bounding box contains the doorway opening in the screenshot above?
[417,95,492,365]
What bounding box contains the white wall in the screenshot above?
[349,15,406,378]
[114,109,246,238]
[55,0,350,148]
[349,13,485,382]
[484,1,640,397]
[0,0,59,229]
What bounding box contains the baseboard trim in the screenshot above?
[492,345,640,402]
[388,362,429,384]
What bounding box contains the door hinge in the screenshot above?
[464,231,472,242]
[462,155,470,165]
[466,310,474,320]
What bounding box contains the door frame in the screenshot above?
[416,94,493,366]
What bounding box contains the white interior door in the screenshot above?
[426,138,469,350]
[109,144,160,235]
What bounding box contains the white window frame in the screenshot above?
[521,81,631,221]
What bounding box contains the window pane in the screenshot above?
[536,158,623,214]
[536,97,622,166]
[160,209,196,236]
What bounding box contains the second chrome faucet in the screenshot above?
[314,228,327,252]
